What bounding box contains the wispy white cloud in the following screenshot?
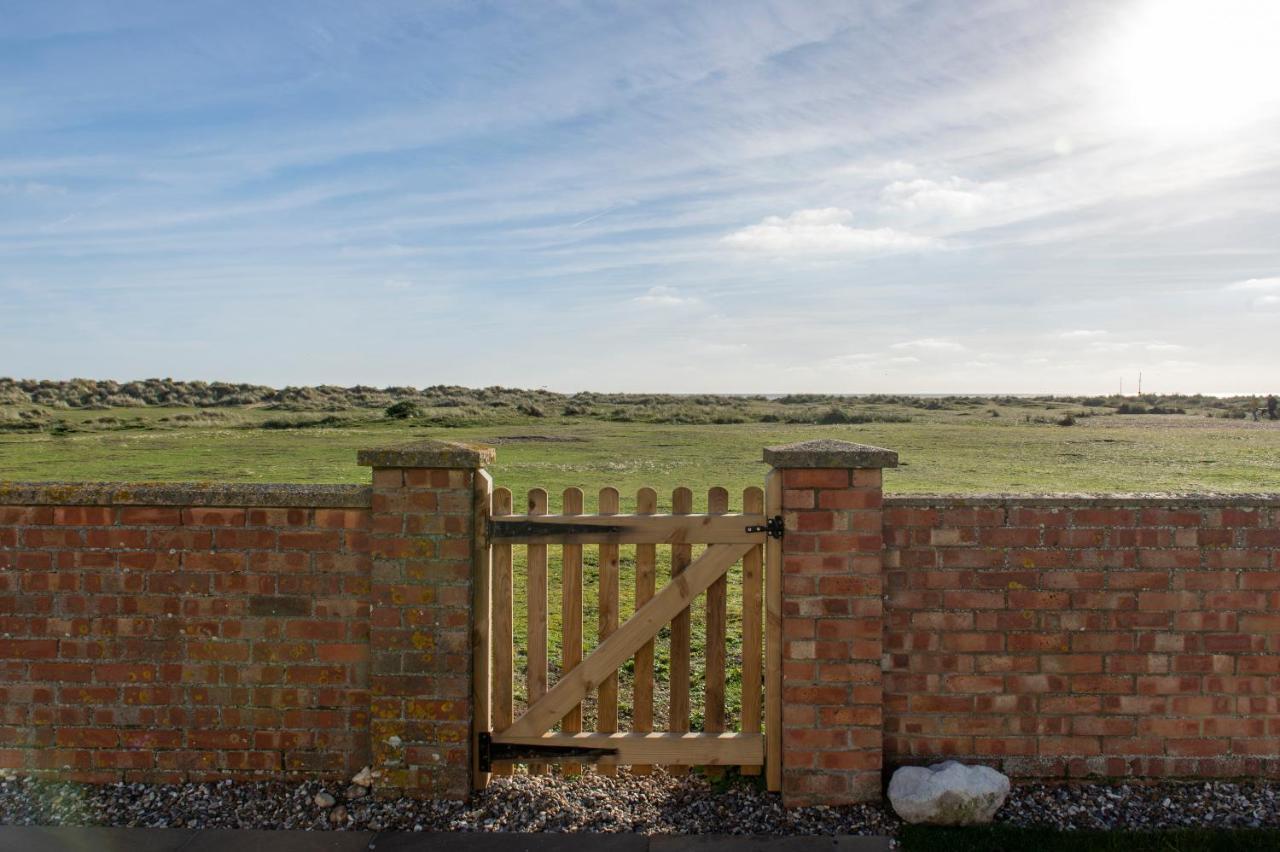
[690,341,748,356]
[1085,339,1186,354]
[1227,277,1280,291]
[631,285,698,307]
[891,338,966,352]
[1057,329,1108,339]
[0,181,65,198]
[721,208,936,255]
[1225,277,1280,309]
[822,352,879,370]
[880,177,997,218]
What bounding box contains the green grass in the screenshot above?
[2,403,1279,501]
[900,825,1280,851]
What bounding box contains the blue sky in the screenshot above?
[2,0,1278,393]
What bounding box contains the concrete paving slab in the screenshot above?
[371,832,648,852]
[650,837,890,852]
[184,828,376,851]
[0,827,894,852]
[0,826,198,852]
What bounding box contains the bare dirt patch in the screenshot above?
[482,435,588,445]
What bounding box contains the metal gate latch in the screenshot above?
[744,515,784,539]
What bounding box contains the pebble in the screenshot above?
[1,774,1277,835]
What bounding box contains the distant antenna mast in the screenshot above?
[1138,372,1143,396]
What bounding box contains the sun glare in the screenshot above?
[1102,0,1280,138]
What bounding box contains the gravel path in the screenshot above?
[2,772,1279,836]
[1000,781,1280,831]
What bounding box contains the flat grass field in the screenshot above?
[3,394,1278,730]
[2,400,1279,504]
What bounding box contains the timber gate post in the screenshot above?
[357,439,494,799]
[764,439,897,806]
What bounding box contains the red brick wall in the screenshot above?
[367,466,480,799]
[883,496,1280,780]
[779,467,885,805]
[0,486,373,783]
[5,471,1279,795]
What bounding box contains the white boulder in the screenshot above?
[887,760,1010,825]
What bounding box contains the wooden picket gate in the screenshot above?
[471,477,784,789]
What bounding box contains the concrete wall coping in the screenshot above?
[3,482,1275,510]
[0,481,372,508]
[763,439,898,469]
[356,438,495,469]
[885,492,1280,508]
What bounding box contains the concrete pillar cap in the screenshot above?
[357,438,495,469]
[763,439,898,469]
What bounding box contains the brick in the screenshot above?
[247,508,310,527]
[248,596,310,617]
[31,663,93,682]
[285,621,344,640]
[117,507,182,525]
[278,531,342,551]
[314,509,370,530]
[1073,509,1136,526]
[0,506,53,525]
[783,489,815,509]
[792,511,835,532]
[94,664,157,683]
[817,490,882,510]
[0,639,58,658]
[53,507,113,525]
[182,508,247,527]
[781,469,849,489]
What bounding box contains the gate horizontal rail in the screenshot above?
[488,512,768,544]
[484,732,764,768]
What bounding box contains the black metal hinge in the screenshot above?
[745,515,785,539]
[477,731,619,772]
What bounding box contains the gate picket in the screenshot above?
[491,487,514,776]
[561,486,584,774]
[631,486,657,774]
[526,487,549,775]
[740,485,765,775]
[669,485,693,775]
[597,486,620,776]
[705,487,729,735]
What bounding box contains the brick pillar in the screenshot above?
[358,439,494,799]
[764,439,897,806]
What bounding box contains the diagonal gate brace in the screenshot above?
[499,541,754,739]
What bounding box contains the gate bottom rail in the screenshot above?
[477,731,617,772]
[479,731,765,771]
